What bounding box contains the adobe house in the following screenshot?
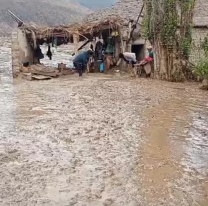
[190,0,208,63]
[11,19,125,77]
[85,0,208,64]
[84,0,148,62]
[10,0,148,78]
[12,0,207,78]
[11,26,74,77]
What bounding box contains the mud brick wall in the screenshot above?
[11,30,20,77]
[189,28,208,64]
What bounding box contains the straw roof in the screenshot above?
[23,25,75,39]
[21,16,124,41]
[21,0,208,43]
[74,17,124,34]
[85,0,144,25]
[85,0,208,27]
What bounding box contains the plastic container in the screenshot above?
[100,62,104,72]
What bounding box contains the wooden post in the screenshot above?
[73,33,79,55]
[121,40,127,70]
[128,21,132,40]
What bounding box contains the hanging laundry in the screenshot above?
[105,37,115,55]
[46,45,52,60]
[95,40,103,60]
[34,45,44,60]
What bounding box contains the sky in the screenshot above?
[72,0,117,10]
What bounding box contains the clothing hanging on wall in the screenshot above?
[34,45,44,60]
[105,37,115,55]
[95,40,104,60]
[46,45,52,60]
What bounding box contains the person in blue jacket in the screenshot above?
[73,50,93,77]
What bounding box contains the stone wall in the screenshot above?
[17,29,34,65]
[11,30,20,77]
[190,27,208,63]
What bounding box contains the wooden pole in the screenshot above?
[73,33,79,55]
[127,3,144,43]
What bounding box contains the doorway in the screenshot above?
[131,44,145,61]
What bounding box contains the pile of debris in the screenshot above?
[20,63,74,81]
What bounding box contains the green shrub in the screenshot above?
[194,59,208,79]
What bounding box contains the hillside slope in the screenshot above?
[0,0,91,35]
[72,0,117,10]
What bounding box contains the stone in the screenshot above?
[202,79,208,86]
[128,200,141,206]
[103,198,114,206]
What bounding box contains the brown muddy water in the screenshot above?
[0,44,208,206]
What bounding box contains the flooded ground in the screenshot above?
[0,43,208,206]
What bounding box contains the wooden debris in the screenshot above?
[61,69,74,75]
[21,73,32,81]
[31,75,52,80]
[20,66,30,73]
[21,73,52,81]
[30,64,59,77]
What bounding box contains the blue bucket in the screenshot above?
[100,62,104,72]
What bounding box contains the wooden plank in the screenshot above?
[31,75,52,80]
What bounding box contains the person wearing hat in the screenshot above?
[73,50,94,77]
[147,46,154,58]
[139,45,154,66]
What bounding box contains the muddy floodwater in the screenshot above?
[0,44,208,206]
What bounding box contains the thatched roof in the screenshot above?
[21,0,208,45]
[72,17,124,34]
[85,0,144,25]
[23,25,75,39]
[21,17,123,43]
[85,0,208,27]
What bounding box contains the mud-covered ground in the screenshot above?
[0,43,208,206]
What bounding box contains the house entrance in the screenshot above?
[131,44,145,62]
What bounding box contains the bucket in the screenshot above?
[100,62,104,72]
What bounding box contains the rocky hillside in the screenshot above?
[73,0,117,10]
[0,0,91,35]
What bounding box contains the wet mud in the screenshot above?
[0,44,208,206]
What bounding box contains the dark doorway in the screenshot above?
[131,44,145,61]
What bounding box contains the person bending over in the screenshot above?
[116,52,137,68]
[73,50,93,77]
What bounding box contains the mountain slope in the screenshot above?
[72,0,117,10]
[0,0,91,35]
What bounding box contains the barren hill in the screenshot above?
[0,0,92,35]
